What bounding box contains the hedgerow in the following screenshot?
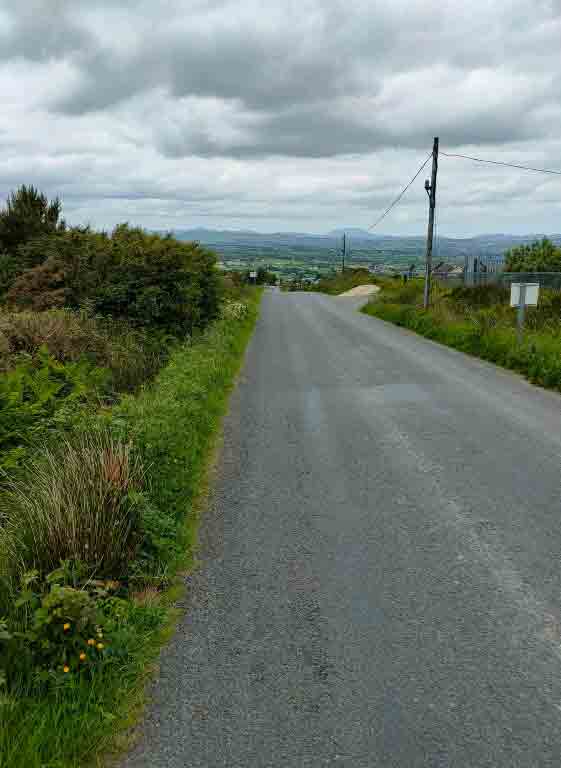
[0,288,261,768]
[8,225,220,335]
[0,185,261,767]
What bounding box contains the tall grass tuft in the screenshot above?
[0,430,146,588]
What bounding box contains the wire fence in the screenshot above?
[366,141,561,293]
[436,271,561,290]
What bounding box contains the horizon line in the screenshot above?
[153,226,561,240]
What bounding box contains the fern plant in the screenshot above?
[0,347,109,472]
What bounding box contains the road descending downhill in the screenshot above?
[123,290,561,768]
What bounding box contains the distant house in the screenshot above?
[433,261,462,278]
[369,264,400,275]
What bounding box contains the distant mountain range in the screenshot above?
[166,227,561,248]
[159,228,561,268]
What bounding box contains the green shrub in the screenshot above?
[0,593,167,767]
[0,349,110,472]
[0,431,146,589]
[376,278,425,306]
[448,283,509,307]
[0,307,167,393]
[524,289,561,331]
[0,569,112,691]
[504,238,561,272]
[220,299,250,321]
[8,228,116,311]
[131,499,182,582]
[96,225,220,333]
[255,267,277,285]
[9,225,221,335]
[0,253,19,300]
[0,307,119,369]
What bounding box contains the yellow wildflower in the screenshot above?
[79,653,87,661]
[97,642,104,650]
[63,623,71,632]
[87,638,95,646]
[63,665,70,673]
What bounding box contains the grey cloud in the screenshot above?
[51,22,358,116]
[0,3,92,61]
[41,1,561,159]
[0,0,561,234]
[152,93,550,161]
[156,104,385,159]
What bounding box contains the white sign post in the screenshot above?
[249,270,257,282]
[510,282,539,343]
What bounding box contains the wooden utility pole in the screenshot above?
[423,137,439,309]
[342,232,346,273]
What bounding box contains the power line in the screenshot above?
[369,152,433,230]
[441,151,561,176]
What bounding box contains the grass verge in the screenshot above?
[315,268,379,296]
[0,289,262,768]
[362,280,561,392]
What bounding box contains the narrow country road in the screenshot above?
[122,290,561,768]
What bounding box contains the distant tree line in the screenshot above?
[504,238,561,273]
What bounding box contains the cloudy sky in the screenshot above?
[1,0,560,235]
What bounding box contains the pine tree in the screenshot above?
[0,185,65,260]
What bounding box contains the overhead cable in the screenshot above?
[441,151,561,176]
[369,152,433,230]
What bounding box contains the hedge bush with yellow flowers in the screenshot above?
[0,567,113,690]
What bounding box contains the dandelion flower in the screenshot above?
[63,623,71,632]
[63,665,70,673]
[79,653,87,661]
[97,643,104,650]
[87,638,95,646]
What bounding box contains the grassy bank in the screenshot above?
[0,289,261,768]
[363,279,561,392]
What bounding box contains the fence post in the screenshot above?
[517,284,526,345]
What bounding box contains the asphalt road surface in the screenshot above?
[123,290,561,768]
